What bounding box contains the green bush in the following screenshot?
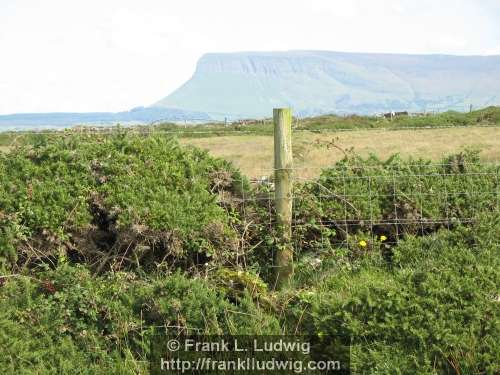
[291,215,500,373]
[1,129,499,373]
[241,149,499,284]
[0,132,248,271]
[0,265,280,374]
[291,150,498,250]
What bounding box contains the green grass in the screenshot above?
[152,106,500,137]
[1,106,499,147]
[294,106,500,131]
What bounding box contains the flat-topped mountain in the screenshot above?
[155,50,500,118]
[3,50,500,130]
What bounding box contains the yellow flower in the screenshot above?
[359,240,367,248]
[380,235,387,242]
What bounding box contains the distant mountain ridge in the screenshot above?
[154,50,500,118]
[3,50,500,130]
[0,107,210,131]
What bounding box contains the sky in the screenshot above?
[1,0,500,114]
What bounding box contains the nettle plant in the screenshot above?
[0,131,247,272]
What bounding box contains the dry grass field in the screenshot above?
[182,127,500,179]
[1,126,499,179]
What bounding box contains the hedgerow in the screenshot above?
[289,215,500,373]
[243,148,499,280]
[0,131,499,373]
[148,106,500,136]
[0,266,280,374]
[0,131,248,272]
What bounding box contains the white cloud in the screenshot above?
[0,0,499,114]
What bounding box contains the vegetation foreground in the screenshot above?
[0,131,499,374]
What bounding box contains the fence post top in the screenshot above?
[273,108,293,114]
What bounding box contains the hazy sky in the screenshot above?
[1,0,500,114]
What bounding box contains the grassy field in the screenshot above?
[154,105,500,136]
[2,125,500,179]
[2,107,500,178]
[181,126,500,179]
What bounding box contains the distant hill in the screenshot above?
[0,107,210,131]
[3,50,500,130]
[154,51,500,118]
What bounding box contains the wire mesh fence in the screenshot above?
[233,162,500,261]
[1,121,500,275]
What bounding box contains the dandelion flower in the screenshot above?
[380,235,387,242]
[359,240,367,248]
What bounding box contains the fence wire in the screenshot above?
[218,158,500,274]
[1,126,499,271]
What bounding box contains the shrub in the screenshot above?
[0,264,280,373]
[291,215,500,373]
[1,129,499,373]
[0,132,248,271]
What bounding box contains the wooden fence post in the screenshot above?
[273,108,294,289]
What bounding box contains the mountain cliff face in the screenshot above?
[154,51,500,118]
